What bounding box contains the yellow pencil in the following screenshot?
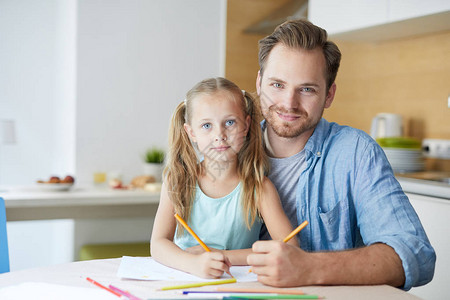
[159,277,236,291]
[249,220,309,273]
[174,213,233,277]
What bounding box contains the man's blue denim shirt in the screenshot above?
[263,118,436,290]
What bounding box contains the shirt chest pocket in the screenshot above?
[317,199,353,250]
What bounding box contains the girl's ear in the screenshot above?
[184,123,196,143]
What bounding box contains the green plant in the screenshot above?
[144,147,165,164]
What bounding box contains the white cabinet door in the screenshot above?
[308,0,389,34]
[389,0,450,22]
[309,0,450,35]
[407,193,450,299]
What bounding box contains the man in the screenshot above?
[246,19,435,290]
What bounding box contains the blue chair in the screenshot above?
[0,197,10,273]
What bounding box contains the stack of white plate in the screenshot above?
[382,147,425,173]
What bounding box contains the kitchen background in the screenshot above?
[0,0,449,298]
[227,0,450,170]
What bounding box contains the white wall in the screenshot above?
[1,0,226,270]
[76,0,226,184]
[0,0,75,185]
[1,0,226,185]
[1,0,77,271]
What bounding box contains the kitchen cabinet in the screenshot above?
[407,193,450,299]
[389,0,449,21]
[309,0,389,34]
[308,0,450,41]
[4,187,160,221]
[4,187,160,271]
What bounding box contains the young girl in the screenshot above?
[151,77,297,279]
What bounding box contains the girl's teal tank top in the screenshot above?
[174,182,262,250]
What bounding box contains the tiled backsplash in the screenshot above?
[325,31,449,141]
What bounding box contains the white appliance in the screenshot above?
[370,113,403,140]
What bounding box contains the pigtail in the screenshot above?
[238,91,269,229]
[164,101,199,236]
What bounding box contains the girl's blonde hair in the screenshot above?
[164,77,268,235]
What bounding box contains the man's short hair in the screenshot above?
[258,19,341,90]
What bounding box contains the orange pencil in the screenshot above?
[174,213,210,252]
[283,220,309,243]
[174,213,233,277]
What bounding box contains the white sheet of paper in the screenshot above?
[0,282,118,300]
[117,256,257,282]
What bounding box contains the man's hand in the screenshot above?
[247,240,405,288]
[247,240,315,287]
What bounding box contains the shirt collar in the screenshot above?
[304,118,330,158]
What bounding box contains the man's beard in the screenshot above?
[262,105,322,138]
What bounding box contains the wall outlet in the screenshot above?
[422,139,450,159]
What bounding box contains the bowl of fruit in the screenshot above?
[36,175,75,191]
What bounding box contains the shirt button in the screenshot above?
[316,151,321,156]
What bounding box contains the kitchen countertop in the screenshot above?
[1,185,161,221]
[396,176,450,200]
[2,177,448,222]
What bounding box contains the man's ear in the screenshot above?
[256,70,261,96]
[324,83,336,109]
[183,123,196,143]
[245,115,251,135]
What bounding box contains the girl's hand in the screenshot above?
[191,252,231,278]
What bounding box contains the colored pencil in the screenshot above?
[174,213,210,252]
[225,295,321,299]
[249,220,309,273]
[216,287,304,295]
[283,220,309,243]
[174,213,233,277]
[159,277,237,291]
[86,277,122,298]
[182,291,281,296]
[184,292,299,298]
[109,284,142,300]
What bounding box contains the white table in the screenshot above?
[1,186,160,221]
[0,258,421,300]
